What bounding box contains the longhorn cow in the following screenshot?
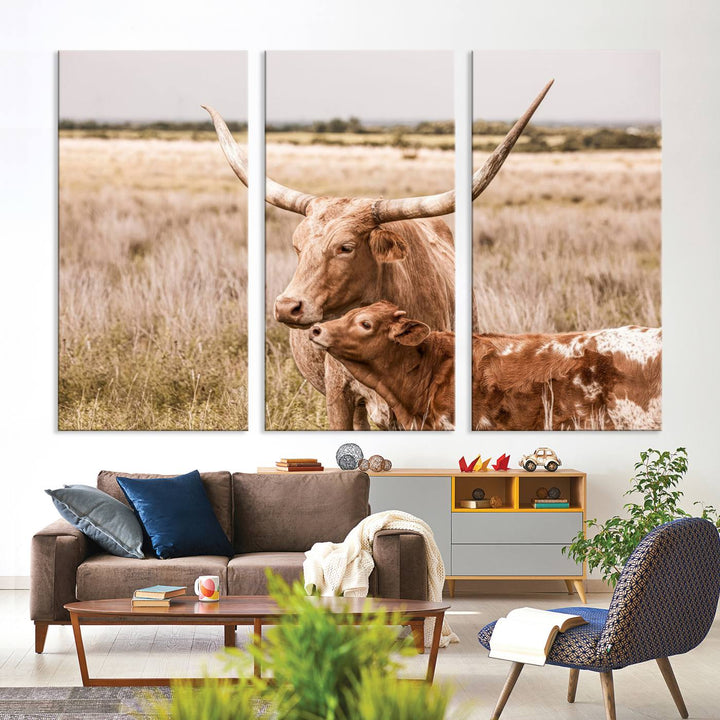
[204,80,553,430]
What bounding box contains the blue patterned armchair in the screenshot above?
[478,518,720,720]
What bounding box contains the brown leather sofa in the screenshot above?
[31,470,427,653]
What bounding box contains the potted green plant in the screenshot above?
[564,448,720,587]
[145,572,458,720]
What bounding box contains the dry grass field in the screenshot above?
[59,134,659,432]
[59,138,248,430]
[266,144,660,430]
[472,149,661,333]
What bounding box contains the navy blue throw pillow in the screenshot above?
[116,470,234,559]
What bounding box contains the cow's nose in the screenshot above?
[275,296,304,321]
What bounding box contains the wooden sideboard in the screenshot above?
[257,467,587,602]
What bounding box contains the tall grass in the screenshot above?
[472,150,661,333]
[59,139,248,430]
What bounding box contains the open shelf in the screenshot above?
[452,474,515,511]
[452,471,586,512]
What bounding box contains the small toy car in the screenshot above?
[520,447,562,472]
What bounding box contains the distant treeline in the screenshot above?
[59,117,660,152]
[266,117,455,135]
[59,119,249,132]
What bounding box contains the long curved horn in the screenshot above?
[372,79,554,223]
[203,105,316,215]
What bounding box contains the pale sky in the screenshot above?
[58,50,660,125]
[474,50,660,124]
[59,51,248,122]
[266,51,454,123]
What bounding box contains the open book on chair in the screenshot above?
[489,607,587,666]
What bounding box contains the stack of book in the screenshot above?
[532,498,570,509]
[275,458,324,472]
[131,584,186,608]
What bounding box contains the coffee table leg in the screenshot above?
[409,620,425,654]
[253,618,262,678]
[69,613,91,687]
[425,612,444,684]
[224,625,236,648]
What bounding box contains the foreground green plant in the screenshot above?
[144,571,455,720]
[564,448,720,586]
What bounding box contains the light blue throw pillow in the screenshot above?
[46,484,144,559]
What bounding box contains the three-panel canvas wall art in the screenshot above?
[58,51,661,432]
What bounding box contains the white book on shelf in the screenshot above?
[489,607,587,666]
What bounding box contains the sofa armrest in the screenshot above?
[31,519,90,622]
[370,529,428,600]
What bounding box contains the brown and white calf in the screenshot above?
[310,301,455,430]
[473,326,661,430]
[310,301,662,431]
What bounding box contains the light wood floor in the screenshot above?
[2,588,719,719]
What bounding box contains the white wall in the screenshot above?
[1,0,719,583]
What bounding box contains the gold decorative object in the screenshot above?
[382,458,393,471]
[536,487,548,499]
[490,495,503,508]
[358,458,370,471]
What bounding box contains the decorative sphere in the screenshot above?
[337,454,357,470]
[382,458,393,471]
[472,488,486,500]
[490,495,503,508]
[536,487,548,499]
[358,458,370,471]
[548,486,561,499]
[368,454,384,472]
[335,443,363,470]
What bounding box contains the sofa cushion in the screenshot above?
[76,554,229,600]
[97,470,233,541]
[117,471,234,559]
[231,471,369,553]
[45,484,144,559]
[228,552,305,595]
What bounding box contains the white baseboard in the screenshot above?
[446,578,613,595]
[0,576,30,590]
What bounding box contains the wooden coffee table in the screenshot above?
[64,595,449,687]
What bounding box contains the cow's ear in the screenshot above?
[390,318,431,346]
[369,227,408,263]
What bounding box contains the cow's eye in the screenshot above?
[360,321,371,330]
[339,244,354,254]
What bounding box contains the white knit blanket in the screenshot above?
[303,510,459,648]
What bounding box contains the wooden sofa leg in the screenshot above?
[656,657,689,718]
[599,671,616,720]
[35,622,50,654]
[491,662,524,720]
[567,668,579,703]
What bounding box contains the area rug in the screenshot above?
[0,686,170,719]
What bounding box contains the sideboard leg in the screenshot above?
[572,580,587,604]
[564,579,574,595]
[447,579,455,598]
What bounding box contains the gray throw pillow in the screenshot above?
[46,484,144,559]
